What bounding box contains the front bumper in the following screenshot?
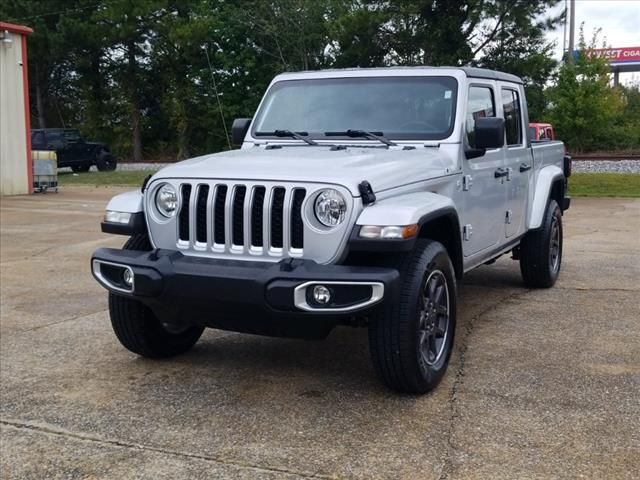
[91,248,399,339]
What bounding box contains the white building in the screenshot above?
[0,21,33,195]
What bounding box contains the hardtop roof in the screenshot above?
[277,66,524,85]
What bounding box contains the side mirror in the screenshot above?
[475,117,505,150]
[232,118,252,147]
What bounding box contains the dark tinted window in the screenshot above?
[253,76,458,140]
[502,89,522,146]
[31,131,45,147]
[465,86,495,148]
[46,131,65,147]
[63,129,81,142]
[529,126,537,140]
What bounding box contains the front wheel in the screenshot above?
[369,239,457,394]
[108,234,204,358]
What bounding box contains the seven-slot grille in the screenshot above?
[176,182,306,255]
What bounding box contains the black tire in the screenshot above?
[519,199,563,288]
[71,163,91,173]
[369,239,457,394]
[108,233,204,358]
[96,150,117,171]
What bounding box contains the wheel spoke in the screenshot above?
[428,334,437,358]
[419,329,428,347]
[427,276,438,298]
[434,318,446,337]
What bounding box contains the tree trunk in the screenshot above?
[34,64,46,129]
[127,40,143,162]
[89,51,103,135]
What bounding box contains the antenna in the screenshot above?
[204,45,232,150]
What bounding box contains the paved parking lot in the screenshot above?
[1,187,639,479]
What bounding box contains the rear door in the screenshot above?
[63,129,87,164]
[45,131,69,165]
[461,82,506,256]
[499,85,530,238]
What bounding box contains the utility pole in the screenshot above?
[567,0,575,63]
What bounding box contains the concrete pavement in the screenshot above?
[1,187,638,479]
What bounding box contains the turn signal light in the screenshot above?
[359,224,418,239]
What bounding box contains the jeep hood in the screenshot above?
[152,146,457,196]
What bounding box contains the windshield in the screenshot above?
[252,76,458,141]
[63,129,82,142]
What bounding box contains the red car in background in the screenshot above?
[530,122,572,176]
[529,122,555,141]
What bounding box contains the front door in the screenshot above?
[461,83,506,257]
[499,85,530,238]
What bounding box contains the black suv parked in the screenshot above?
[31,128,117,172]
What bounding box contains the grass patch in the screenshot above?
[58,170,639,198]
[58,170,153,187]
[569,173,640,198]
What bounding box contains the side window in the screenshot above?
[46,131,64,148]
[546,127,553,140]
[501,89,522,146]
[466,86,495,148]
[31,131,45,148]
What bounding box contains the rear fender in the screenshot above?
[528,165,564,230]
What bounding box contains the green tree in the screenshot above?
[545,27,625,152]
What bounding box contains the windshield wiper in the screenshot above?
[325,129,398,147]
[255,129,318,146]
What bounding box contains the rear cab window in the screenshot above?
[501,88,523,146]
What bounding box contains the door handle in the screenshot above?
[519,163,532,172]
[494,168,508,178]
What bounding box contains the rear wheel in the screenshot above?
[108,233,204,358]
[519,200,563,288]
[96,150,117,171]
[369,239,457,394]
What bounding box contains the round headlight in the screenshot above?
[314,189,347,227]
[155,183,178,217]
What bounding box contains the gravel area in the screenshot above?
[572,160,640,174]
[117,162,169,171]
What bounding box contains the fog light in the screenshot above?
[312,285,331,305]
[122,268,133,288]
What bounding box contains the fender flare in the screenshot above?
[528,165,564,230]
[102,190,146,236]
[106,190,144,213]
[350,192,463,277]
[355,191,456,226]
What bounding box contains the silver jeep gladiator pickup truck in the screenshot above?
[92,67,571,394]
